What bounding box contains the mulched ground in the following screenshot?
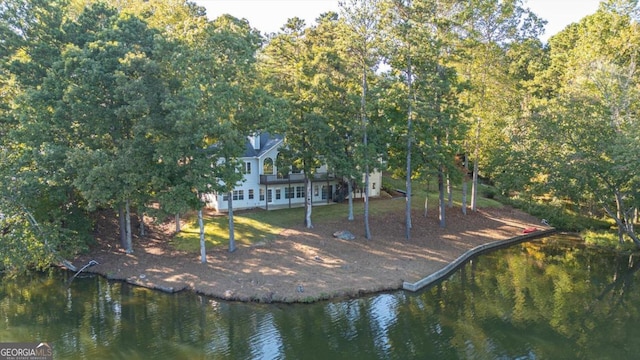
[73,202,547,303]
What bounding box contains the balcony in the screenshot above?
[260,172,336,185]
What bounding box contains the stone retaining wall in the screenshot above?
[403,228,556,292]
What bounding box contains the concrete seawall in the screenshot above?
[403,228,556,292]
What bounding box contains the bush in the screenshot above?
[480,186,496,199]
[582,230,638,252]
[498,195,609,232]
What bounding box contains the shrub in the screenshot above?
[498,195,609,232]
[480,186,496,199]
[582,230,638,252]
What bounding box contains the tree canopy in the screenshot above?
[2,0,640,273]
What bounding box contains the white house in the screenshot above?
[204,133,382,212]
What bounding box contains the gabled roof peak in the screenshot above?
[243,133,283,158]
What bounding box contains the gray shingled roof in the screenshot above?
[243,133,283,158]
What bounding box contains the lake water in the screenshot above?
[1,234,639,359]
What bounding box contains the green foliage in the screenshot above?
[0,196,89,274]
[0,0,266,269]
[480,185,497,199]
[3,0,640,272]
[499,195,610,232]
[582,229,638,252]
[527,4,640,244]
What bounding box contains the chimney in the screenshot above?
[249,134,260,150]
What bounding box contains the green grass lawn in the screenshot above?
[171,176,503,253]
[172,214,286,251]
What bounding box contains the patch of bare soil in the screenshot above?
[74,202,547,303]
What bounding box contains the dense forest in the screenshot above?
[1,0,639,272]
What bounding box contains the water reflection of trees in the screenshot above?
[395,237,640,359]
[1,237,639,359]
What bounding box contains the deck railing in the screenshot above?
[259,172,335,184]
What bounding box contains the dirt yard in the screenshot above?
[74,203,547,303]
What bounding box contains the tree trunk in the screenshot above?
[175,213,181,233]
[471,158,479,211]
[617,194,625,244]
[603,199,640,248]
[118,204,126,249]
[227,192,236,253]
[199,209,206,263]
[626,207,635,234]
[139,213,145,237]
[364,166,371,240]
[347,179,354,221]
[405,56,413,240]
[471,118,481,212]
[405,157,412,240]
[288,177,292,208]
[304,176,313,228]
[462,153,468,215]
[361,63,372,240]
[125,199,133,254]
[438,166,446,228]
[447,175,453,208]
[326,179,330,205]
[424,195,428,217]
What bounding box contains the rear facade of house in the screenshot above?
[203,133,382,212]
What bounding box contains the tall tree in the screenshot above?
[482,38,548,198]
[204,14,264,252]
[260,17,333,229]
[303,12,358,222]
[381,0,467,233]
[1,0,93,269]
[340,0,383,239]
[455,0,544,212]
[380,0,417,238]
[535,1,640,245]
[59,4,163,253]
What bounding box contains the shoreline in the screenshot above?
[403,228,556,292]
[75,228,556,303]
[72,206,551,304]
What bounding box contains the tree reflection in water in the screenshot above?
[0,235,638,359]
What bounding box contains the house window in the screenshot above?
[222,193,229,201]
[248,189,254,200]
[275,188,281,200]
[321,185,333,200]
[263,157,274,175]
[314,185,319,196]
[233,190,244,201]
[285,187,294,199]
[244,162,251,174]
[296,186,305,198]
[372,182,376,190]
[259,188,265,201]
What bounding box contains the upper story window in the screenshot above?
[244,162,251,174]
[263,157,274,175]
